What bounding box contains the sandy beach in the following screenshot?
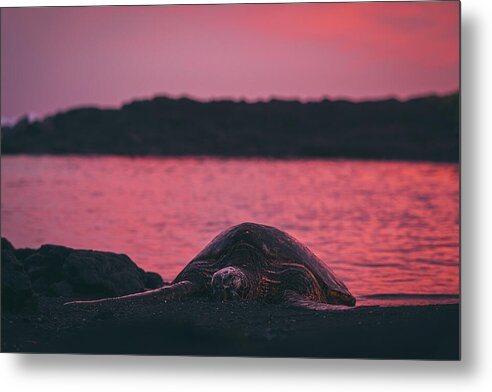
[2,296,459,359]
[1,237,459,359]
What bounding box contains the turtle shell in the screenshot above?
[173,222,354,304]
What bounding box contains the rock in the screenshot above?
[23,245,74,292]
[62,250,146,296]
[1,237,15,252]
[1,248,35,311]
[142,271,164,289]
[49,280,73,297]
[4,240,164,300]
[14,248,37,261]
[31,275,49,293]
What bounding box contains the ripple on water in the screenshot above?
[1,156,459,305]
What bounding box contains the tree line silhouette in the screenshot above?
[2,93,459,161]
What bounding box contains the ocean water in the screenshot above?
[1,156,459,306]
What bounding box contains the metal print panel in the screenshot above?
[0,1,460,359]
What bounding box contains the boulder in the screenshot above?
[2,237,164,300]
[24,245,73,283]
[14,248,38,261]
[1,246,35,311]
[1,237,15,252]
[143,271,165,289]
[62,250,146,296]
[20,244,163,299]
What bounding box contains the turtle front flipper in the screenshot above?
[64,280,198,306]
[283,290,354,311]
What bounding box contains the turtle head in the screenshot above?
[211,267,249,301]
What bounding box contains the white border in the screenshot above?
[2,0,492,391]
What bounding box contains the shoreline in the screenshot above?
[1,238,460,359]
[1,153,459,164]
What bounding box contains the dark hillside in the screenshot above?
[1,93,459,161]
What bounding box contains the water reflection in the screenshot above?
[1,156,459,305]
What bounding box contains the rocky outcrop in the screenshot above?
[1,238,35,311]
[1,238,164,304]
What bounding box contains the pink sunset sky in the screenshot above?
[1,2,459,123]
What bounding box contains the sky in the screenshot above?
[1,2,459,123]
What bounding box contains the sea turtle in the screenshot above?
[65,222,356,309]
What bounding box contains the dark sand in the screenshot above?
[2,297,459,359]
